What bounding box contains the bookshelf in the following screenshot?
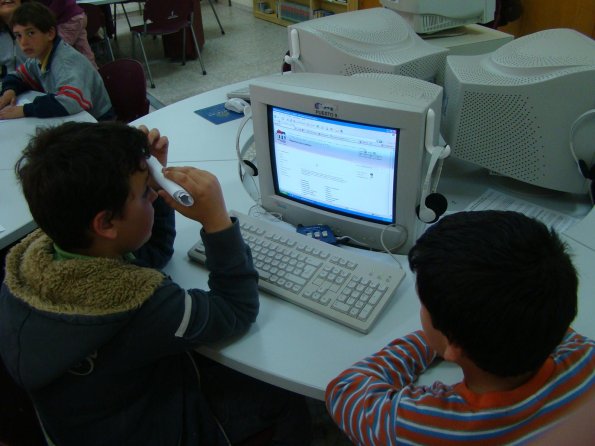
[253,0,358,26]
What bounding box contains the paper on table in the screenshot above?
[465,189,579,233]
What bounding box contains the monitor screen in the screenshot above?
[268,106,399,226]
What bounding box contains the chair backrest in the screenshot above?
[98,59,150,123]
[79,3,105,38]
[143,0,193,29]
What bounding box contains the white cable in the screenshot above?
[431,157,445,194]
[379,223,407,269]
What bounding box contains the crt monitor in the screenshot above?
[442,28,595,194]
[381,0,496,34]
[286,8,448,83]
[249,72,443,254]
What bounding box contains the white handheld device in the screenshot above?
[146,156,194,206]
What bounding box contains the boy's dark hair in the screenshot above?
[15,122,150,250]
[10,1,56,33]
[408,210,577,377]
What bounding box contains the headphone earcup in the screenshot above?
[424,193,448,223]
[417,193,447,224]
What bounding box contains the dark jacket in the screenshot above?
[0,198,259,445]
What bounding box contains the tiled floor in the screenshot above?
[101,2,289,107]
[100,5,354,445]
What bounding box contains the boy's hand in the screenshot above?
[0,90,16,110]
[138,125,169,191]
[138,125,169,166]
[0,104,24,120]
[159,166,232,233]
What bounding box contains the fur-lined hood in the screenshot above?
[4,229,164,316]
[1,229,167,389]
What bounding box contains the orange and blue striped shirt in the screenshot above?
[325,330,595,445]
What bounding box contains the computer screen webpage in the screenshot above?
[269,106,399,224]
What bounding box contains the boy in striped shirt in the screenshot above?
[326,210,594,445]
[0,2,112,120]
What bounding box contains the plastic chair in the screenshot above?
[99,59,150,123]
[129,0,207,89]
[79,3,115,62]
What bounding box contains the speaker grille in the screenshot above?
[352,73,443,102]
[342,54,442,81]
[453,91,545,183]
[342,64,391,76]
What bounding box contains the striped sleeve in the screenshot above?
[325,330,438,446]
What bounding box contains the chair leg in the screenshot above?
[103,28,115,61]
[112,3,118,41]
[120,3,133,29]
[189,26,207,75]
[135,33,155,88]
[206,0,225,35]
[182,27,186,66]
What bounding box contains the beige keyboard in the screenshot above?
[188,210,405,333]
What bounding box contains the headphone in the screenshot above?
[416,109,450,223]
[569,109,595,202]
[284,29,306,72]
[234,104,259,178]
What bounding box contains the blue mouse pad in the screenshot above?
[194,103,244,125]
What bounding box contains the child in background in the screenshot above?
[0,0,25,78]
[0,1,112,119]
[326,210,595,445]
[0,121,311,445]
[36,0,97,68]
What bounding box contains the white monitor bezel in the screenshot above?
[250,73,442,252]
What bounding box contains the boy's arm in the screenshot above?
[132,127,175,269]
[0,65,39,118]
[325,330,438,445]
[22,93,69,118]
[184,218,259,342]
[0,61,70,118]
[23,61,95,118]
[133,217,258,352]
[1,61,41,96]
[133,196,175,269]
[149,166,259,344]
